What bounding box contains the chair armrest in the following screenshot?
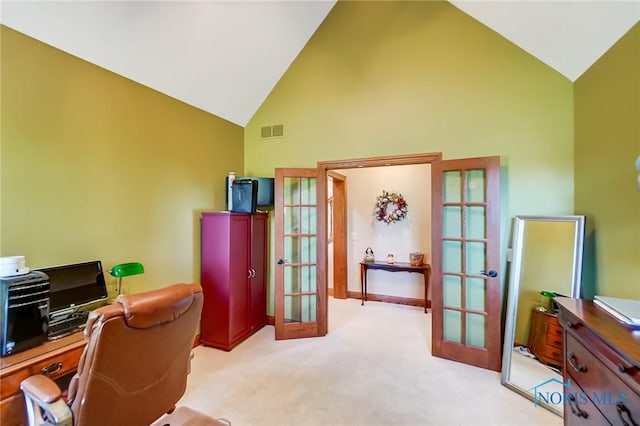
[188,351,195,374]
[21,375,63,403]
[20,375,73,426]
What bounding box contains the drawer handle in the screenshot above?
[567,394,589,419]
[568,352,587,373]
[41,362,63,375]
[617,401,638,426]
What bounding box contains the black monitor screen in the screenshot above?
[37,260,108,313]
[226,176,274,206]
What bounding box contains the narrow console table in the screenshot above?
[359,261,431,312]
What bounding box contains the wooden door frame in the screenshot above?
[327,171,347,299]
[317,153,442,317]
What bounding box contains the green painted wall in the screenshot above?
[1,26,243,296]
[245,1,575,312]
[574,23,640,300]
[5,1,634,316]
[246,1,574,216]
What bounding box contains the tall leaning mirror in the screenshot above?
[501,215,586,416]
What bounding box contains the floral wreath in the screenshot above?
[374,190,408,224]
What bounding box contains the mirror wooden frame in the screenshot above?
[501,215,586,416]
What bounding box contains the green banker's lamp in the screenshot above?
[110,262,144,296]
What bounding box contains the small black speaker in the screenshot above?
[231,179,258,213]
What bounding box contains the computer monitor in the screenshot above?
[225,176,274,209]
[36,260,108,316]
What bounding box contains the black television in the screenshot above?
[36,260,109,316]
[226,176,274,208]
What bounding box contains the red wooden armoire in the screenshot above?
[200,211,268,350]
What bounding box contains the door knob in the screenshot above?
[277,259,290,265]
[480,269,498,278]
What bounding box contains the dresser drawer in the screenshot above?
[0,368,30,400]
[566,333,640,423]
[29,346,83,381]
[0,393,26,426]
[545,331,562,349]
[547,321,563,339]
[540,345,563,364]
[564,380,610,426]
[528,310,563,367]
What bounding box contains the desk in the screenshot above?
[359,261,431,313]
[0,332,86,426]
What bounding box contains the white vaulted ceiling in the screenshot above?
[1,1,639,126]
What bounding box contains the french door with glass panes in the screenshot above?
[274,168,326,340]
[431,156,502,371]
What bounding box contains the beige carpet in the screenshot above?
[179,298,562,426]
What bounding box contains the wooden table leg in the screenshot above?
[360,264,365,306]
[424,268,430,313]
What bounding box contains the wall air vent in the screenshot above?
[260,124,285,140]
[272,124,284,137]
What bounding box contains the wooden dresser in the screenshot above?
[556,298,640,426]
[528,308,563,368]
[0,332,86,426]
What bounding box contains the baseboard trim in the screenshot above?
[347,291,430,309]
[267,315,275,326]
[193,333,200,348]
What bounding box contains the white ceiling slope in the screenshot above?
[1,1,638,127]
[0,0,337,126]
[450,0,640,82]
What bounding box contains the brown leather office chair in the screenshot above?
[20,283,229,426]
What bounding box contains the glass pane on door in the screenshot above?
[466,277,485,311]
[466,313,485,347]
[300,236,316,263]
[443,241,462,272]
[284,266,300,293]
[440,168,490,349]
[284,295,299,322]
[443,275,461,308]
[301,295,316,321]
[443,171,462,202]
[300,265,317,293]
[465,241,485,274]
[444,310,462,343]
[282,176,317,325]
[466,206,485,239]
[465,170,485,202]
[443,206,462,237]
